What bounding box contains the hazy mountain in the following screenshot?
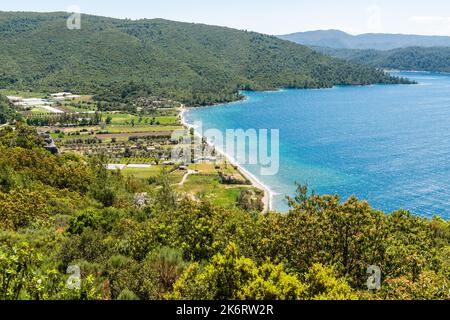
[279,30,450,50]
[0,12,409,106]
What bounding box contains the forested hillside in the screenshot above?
[316,46,450,73]
[0,12,409,106]
[0,124,449,300]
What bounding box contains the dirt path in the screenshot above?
[178,170,197,186]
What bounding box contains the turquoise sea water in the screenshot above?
[184,72,450,219]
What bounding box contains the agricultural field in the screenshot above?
[63,104,97,113]
[178,163,254,207]
[0,89,47,98]
[30,106,53,114]
[104,113,179,125]
[178,174,251,207]
[122,166,164,179]
[105,124,181,133]
[117,161,254,208]
[22,96,184,160]
[120,165,186,184]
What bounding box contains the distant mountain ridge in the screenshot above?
[279,30,450,50]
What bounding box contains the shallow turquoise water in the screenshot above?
[185,72,450,219]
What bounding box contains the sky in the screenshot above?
[3,0,450,36]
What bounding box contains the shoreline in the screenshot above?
[179,106,273,213]
[177,74,418,213]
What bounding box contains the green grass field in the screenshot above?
[121,166,162,179]
[21,99,245,208]
[30,107,51,114]
[64,105,97,113]
[52,132,97,142]
[106,124,182,133]
[178,174,248,207]
[104,113,179,126]
[122,165,247,207]
[122,166,184,184]
[188,163,218,174]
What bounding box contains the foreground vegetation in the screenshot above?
[0,12,412,107]
[0,124,448,300]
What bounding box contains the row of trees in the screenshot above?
[25,112,102,127]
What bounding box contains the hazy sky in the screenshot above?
[3,0,450,36]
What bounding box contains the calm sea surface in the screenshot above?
[184,72,450,219]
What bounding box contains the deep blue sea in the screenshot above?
[184,72,450,219]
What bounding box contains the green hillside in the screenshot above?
[317,46,450,73]
[0,12,410,106]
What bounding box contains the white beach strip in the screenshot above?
[179,106,273,212]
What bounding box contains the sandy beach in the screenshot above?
[179,106,273,212]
